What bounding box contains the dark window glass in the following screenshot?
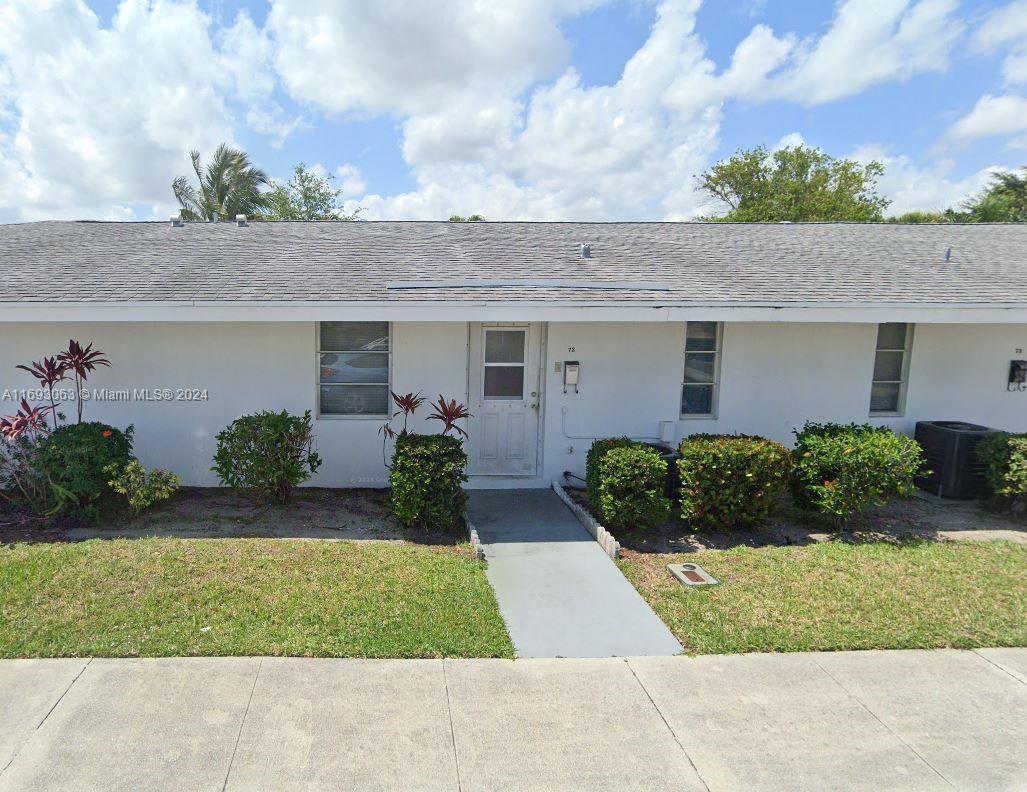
[682,384,714,415]
[484,367,525,400]
[320,385,389,416]
[319,352,389,383]
[320,322,390,352]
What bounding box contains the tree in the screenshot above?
[172,143,271,222]
[448,214,486,222]
[885,166,1026,223]
[697,145,890,222]
[263,163,361,221]
[886,210,963,224]
[962,167,1027,222]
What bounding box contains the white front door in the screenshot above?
[466,323,543,476]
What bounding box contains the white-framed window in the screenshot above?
[317,322,391,417]
[681,321,721,417]
[869,322,913,416]
[481,327,527,401]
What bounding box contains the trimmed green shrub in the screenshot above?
[35,422,134,520]
[106,460,180,514]
[212,410,321,503]
[976,432,1027,512]
[677,434,792,530]
[390,433,468,531]
[597,445,671,532]
[586,437,638,506]
[791,421,925,522]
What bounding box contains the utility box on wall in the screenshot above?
[914,421,997,499]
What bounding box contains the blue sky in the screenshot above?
[1,0,1025,222]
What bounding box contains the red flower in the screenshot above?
[102,430,113,439]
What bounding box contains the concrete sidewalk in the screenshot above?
[467,489,681,658]
[1,649,1024,791]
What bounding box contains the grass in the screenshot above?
[0,538,513,659]
[619,540,1027,655]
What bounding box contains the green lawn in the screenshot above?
[619,541,1027,655]
[0,538,513,658]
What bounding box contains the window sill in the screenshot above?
[679,414,718,420]
[869,411,904,418]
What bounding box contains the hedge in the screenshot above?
[677,434,791,530]
[976,432,1027,512]
[791,422,925,523]
[390,433,468,531]
[597,445,671,532]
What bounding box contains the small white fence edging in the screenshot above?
[552,481,621,560]
[464,514,486,561]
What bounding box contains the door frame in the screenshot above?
[465,321,546,478]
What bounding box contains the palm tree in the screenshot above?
[172,143,271,221]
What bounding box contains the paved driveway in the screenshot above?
[466,489,681,658]
[0,649,1024,791]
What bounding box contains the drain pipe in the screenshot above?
[560,405,662,442]
[560,406,672,489]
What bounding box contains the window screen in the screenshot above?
[318,322,390,416]
[870,322,912,415]
[482,329,526,400]
[682,322,720,416]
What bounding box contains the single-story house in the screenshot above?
[1,220,1025,488]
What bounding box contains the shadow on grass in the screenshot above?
[0,487,465,548]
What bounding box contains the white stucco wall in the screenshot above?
[0,322,468,487]
[2,320,1024,487]
[543,322,1027,482]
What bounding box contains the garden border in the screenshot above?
[464,514,486,561]
[552,481,621,560]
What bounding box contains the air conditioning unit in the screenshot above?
[914,421,997,498]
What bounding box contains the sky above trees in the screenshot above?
[0,0,1025,223]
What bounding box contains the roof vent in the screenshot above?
[211,212,219,223]
[580,244,592,259]
[170,216,183,228]
[236,214,247,227]
[944,246,952,263]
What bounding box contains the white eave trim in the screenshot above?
[2,299,1027,323]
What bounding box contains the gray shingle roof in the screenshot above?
[1,220,1025,305]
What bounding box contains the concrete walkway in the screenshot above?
[0,649,1024,791]
[466,489,681,658]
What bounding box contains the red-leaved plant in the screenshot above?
[427,395,470,438]
[58,340,111,424]
[0,399,51,441]
[15,357,68,428]
[378,390,471,465]
[379,391,425,441]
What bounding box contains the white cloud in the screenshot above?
[348,0,725,220]
[329,0,970,220]
[334,164,366,197]
[776,0,961,104]
[0,0,291,222]
[949,93,1027,142]
[266,0,602,118]
[851,144,998,213]
[974,0,1027,86]
[0,0,1010,223]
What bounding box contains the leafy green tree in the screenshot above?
[172,143,271,222]
[448,214,486,222]
[962,167,1027,222]
[886,210,964,224]
[698,145,890,222]
[263,163,361,221]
